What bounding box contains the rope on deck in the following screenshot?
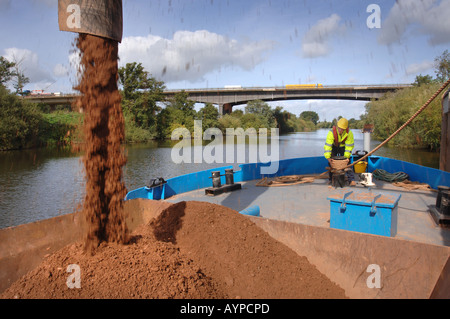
[373,169,434,191]
[372,169,409,183]
[393,181,433,191]
[256,175,316,187]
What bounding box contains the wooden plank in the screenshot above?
[58,0,123,42]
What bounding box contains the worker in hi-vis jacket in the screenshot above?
[324,118,356,185]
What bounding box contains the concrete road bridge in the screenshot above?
[24,84,412,114]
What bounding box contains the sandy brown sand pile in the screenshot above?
[1,200,346,299]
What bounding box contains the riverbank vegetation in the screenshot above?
[0,51,448,151]
[363,50,449,150]
[0,84,82,151]
[363,82,442,150]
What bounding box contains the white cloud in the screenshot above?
[2,48,54,84]
[118,30,275,83]
[53,63,68,77]
[405,60,435,76]
[378,0,450,46]
[301,14,346,58]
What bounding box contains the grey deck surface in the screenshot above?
[167,176,450,247]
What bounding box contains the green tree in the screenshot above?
[245,100,276,128]
[348,118,363,130]
[218,114,242,131]
[231,109,244,118]
[0,57,15,88]
[435,50,450,83]
[273,106,295,134]
[10,56,29,94]
[13,72,29,95]
[241,113,269,130]
[156,91,197,138]
[170,90,196,119]
[317,120,333,129]
[0,85,43,150]
[300,111,319,125]
[287,117,315,132]
[331,118,339,127]
[119,62,150,100]
[118,62,165,137]
[155,107,173,139]
[198,103,219,130]
[413,74,435,87]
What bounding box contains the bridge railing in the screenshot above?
[22,84,412,100]
[163,84,412,93]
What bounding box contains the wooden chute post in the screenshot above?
[58,0,123,42]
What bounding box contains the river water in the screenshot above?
[0,129,439,229]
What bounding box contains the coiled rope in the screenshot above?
[372,169,409,183]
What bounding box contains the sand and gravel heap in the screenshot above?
[1,200,347,299]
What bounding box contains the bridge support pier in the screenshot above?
[218,103,233,116]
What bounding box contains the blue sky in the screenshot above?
[1,0,449,121]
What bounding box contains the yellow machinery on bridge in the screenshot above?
[286,84,324,89]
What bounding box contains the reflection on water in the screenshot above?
[0,149,85,229]
[0,129,440,228]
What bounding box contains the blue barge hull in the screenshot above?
[126,155,450,201]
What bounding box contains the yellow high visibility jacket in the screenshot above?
[324,127,355,159]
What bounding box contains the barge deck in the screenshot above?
[167,176,450,247]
